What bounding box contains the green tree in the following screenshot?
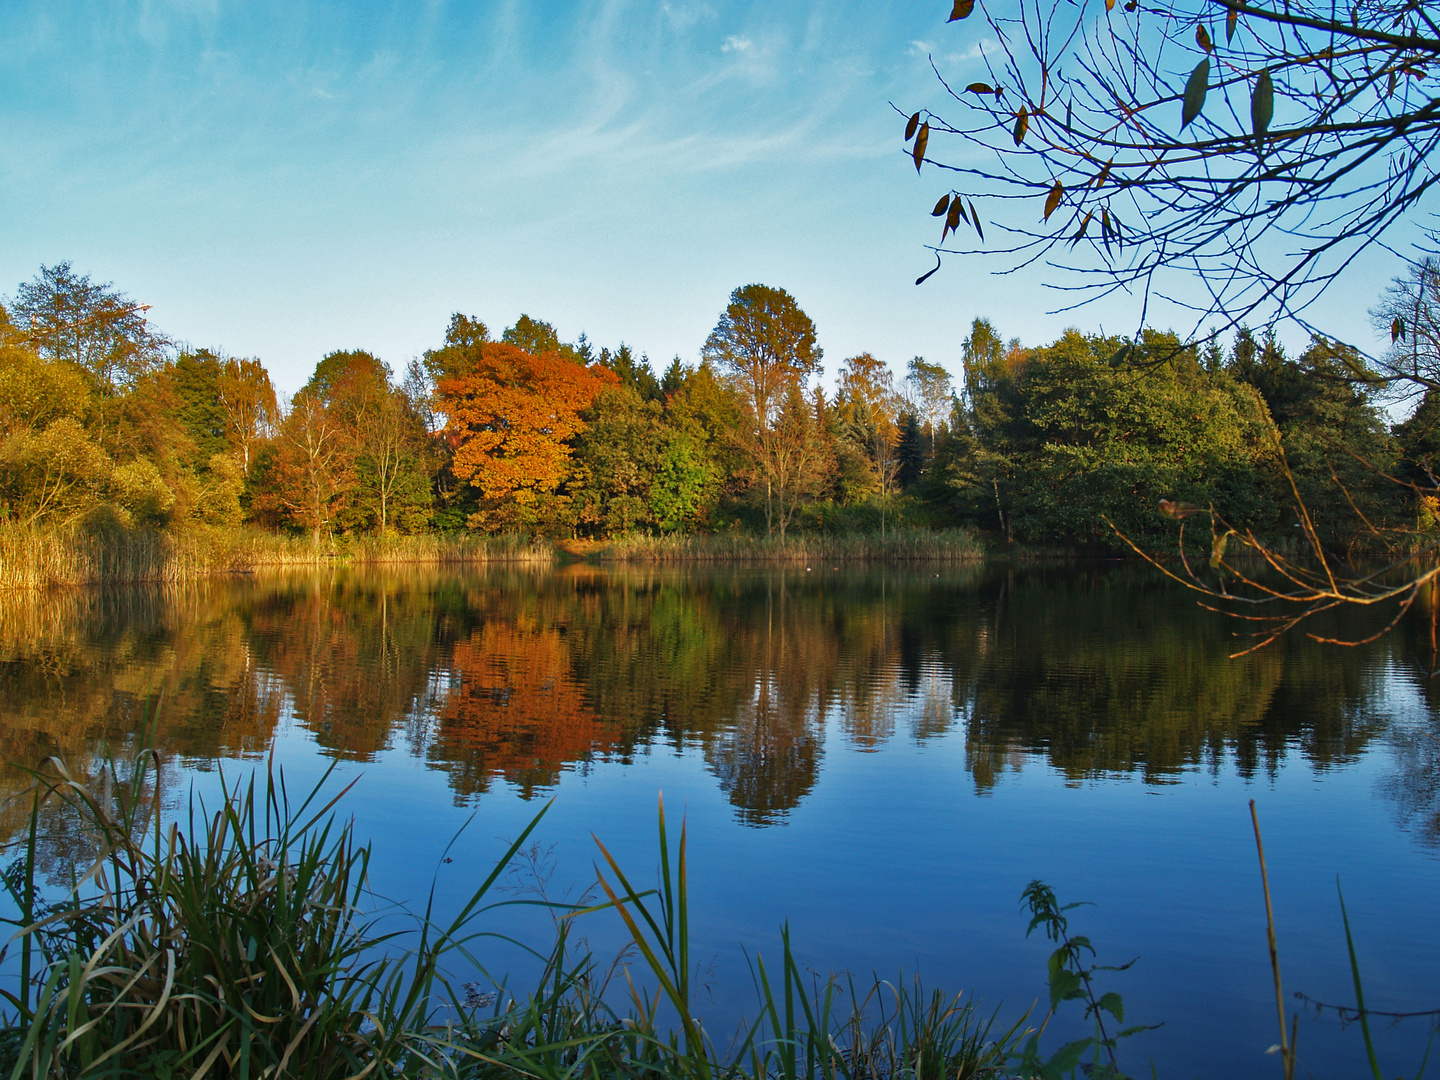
[424,314,490,384]
[903,357,953,456]
[703,285,823,535]
[601,343,662,402]
[572,386,664,536]
[0,343,92,436]
[165,350,228,469]
[950,326,1279,545]
[0,417,112,526]
[503,314,585,361]
[649,431,718,533]
[1226,330,1402,548]
[896,412,925,490]
[10,263,169,409]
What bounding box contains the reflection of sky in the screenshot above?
[237,674,1440,1080]
[0,1,1392,395]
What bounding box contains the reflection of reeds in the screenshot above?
[0,524,554,588]
[599,528,985,564]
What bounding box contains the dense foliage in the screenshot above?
[0,264,1424,551]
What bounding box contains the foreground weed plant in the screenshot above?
[0,744,551,1078]
[1008,882,1156,1080]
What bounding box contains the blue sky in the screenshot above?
[0,0,1392,396]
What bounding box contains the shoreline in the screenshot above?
[0,524,993,588]
[2,522,1372,589]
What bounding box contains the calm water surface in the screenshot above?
[2,563,1437,1078]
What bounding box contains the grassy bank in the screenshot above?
[0,524,554,588]
[597,527,985,564]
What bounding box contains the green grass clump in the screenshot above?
[0,747,551,1077]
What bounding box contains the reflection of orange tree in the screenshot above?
[425,621,621,800]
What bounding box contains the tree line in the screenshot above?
[2,261,1434,551]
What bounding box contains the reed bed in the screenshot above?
[344,533,554,566]
[598,528,986,565]
[0,525,554,588]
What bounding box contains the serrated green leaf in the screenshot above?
[1182,57,1210,127]
[1251,68,1274,139]
[1046,1038,1093,1074]
[1097,991,1125,1022]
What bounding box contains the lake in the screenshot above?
[1,562,1437,1078]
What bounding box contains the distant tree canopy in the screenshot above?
[0,263,1425,556]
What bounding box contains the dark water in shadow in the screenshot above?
[2,562,1437,1077]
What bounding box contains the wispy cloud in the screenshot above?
[662,2,715,32]
[721,34,752,53]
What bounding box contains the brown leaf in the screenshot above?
[932,194,952,217]
[949,0,975,19]
[1106,0,1115,10]
[1158,498,1204,519]
[969,200,984,242]
[1195,24,1212,52]
[966,82,996,94]
[1393,317,1407,343]
[947,199,966,234]
[1210,530,1230,569]
[1043,180,1064,222]
[1094,160,1113,188]
[905,111,920,141]
[913,122,929,172]
[1072,210,1093,242]
[1013,108,1029,145]
[1225,8,1238,41]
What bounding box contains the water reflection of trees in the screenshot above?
[1,562,1434,843]
[950,567,1391,791]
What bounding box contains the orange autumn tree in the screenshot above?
[437,342,616,531]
